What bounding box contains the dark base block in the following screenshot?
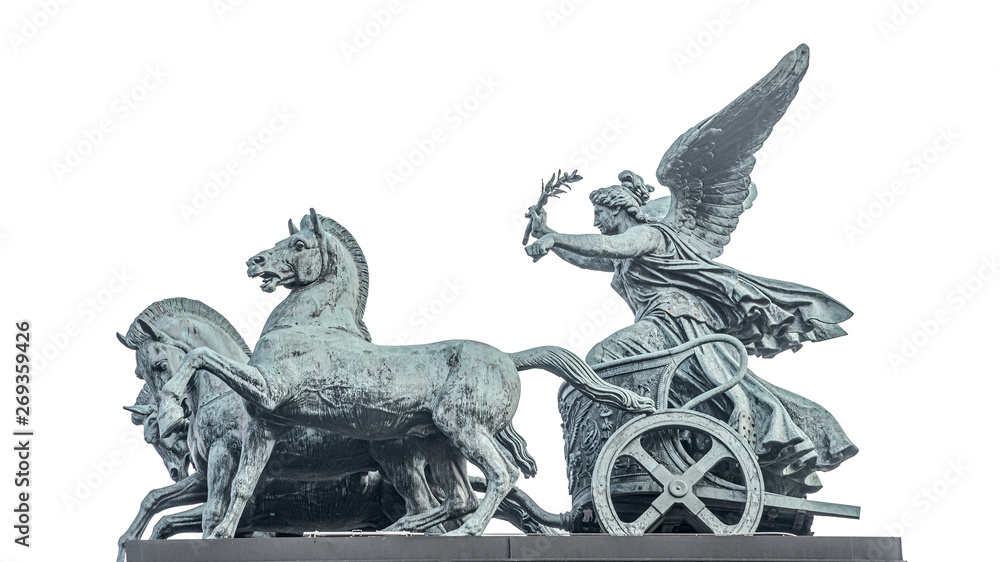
[126,535,904,561]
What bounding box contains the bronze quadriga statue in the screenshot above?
[119,44,859,551]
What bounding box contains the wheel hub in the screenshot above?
[667,479,689,498]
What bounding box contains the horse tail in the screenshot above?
[508,346,655,413]
[470,476,572,533]
[496,423,537,478]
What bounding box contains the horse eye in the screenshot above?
[294,240,306,251]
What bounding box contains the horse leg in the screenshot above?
[149,505,205,539]
[416,439,480,530]
[202,440,238,537]
[116,472,207,562]
[158,347,281,438]
[370,439,442,532]
[441,428,517,536]
[206,418,284,539]
[378,436,480,533]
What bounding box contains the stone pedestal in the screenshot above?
[126,535,904,561]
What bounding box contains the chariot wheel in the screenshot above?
[591,410,764,535]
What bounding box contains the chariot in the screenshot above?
[558,334,859,535]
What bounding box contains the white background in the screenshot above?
[3,1,998,561]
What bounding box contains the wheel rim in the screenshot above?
[592,410,763,535]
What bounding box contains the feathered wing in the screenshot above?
[644,44,809,258]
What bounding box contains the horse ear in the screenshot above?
[124,404,155,416]
[136,319,163,342]
[288,219,299,235]
[124,404,154,425]
[309,208,321,231]
[117,332,135,349]
[308,208,331,273]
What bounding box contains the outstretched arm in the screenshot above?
[527,224,661,265]
[525,208,615,272]
[550,246,616,272]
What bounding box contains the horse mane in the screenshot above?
[122,297,252,356]
[301,214,372,342]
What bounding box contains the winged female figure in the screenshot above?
[525,45,857,496]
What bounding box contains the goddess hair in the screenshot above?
[589,170,657,224]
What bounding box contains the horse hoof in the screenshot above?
[157,402,186,438]
[443,523,479,536]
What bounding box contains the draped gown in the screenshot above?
[584,222,858,496]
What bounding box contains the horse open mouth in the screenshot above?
[256,272,282,293]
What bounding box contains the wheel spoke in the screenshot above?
[591,411,765,536]
[680,440,732,487]
[625,493,675,535]
[682,494,732,535]
[620,439,675,486]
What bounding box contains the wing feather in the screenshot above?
[644,44,810,258]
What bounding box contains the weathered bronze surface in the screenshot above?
[152,212,651,537]
[525,44,858,533]
[121,44,859,545]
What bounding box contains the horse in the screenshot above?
[119,371,563,561]
[158,209,655,537]
[124,383,190,482]
[120,298,558,553]
[120,298,469,535]
[125,397,562,544]
[117,383,208,562]
[118,392,394,561]
[124,394,560,550]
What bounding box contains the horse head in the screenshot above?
[120,298,251,391]
[124,384,191,482]
[246,208,371,340]
[246,208,335,293]
[119,318,191,399]
[119,298,253,431]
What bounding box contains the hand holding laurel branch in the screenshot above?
[521,169,583,246]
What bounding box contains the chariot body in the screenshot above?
[558,334,859,535]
